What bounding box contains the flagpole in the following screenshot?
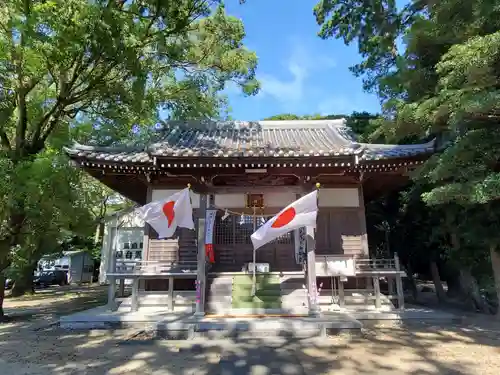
[306,182,321,316]
[251,204,257,297]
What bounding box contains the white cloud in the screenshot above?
[257,40,336,107]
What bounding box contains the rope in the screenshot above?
[210,205,277,218]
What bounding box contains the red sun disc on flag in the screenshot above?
[271,207,296,228]
[162,201,175,227]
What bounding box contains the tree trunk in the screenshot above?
[443,265,463,298]
[489,245,500,318]
[403,262,419,301]
[0,207,28,319]
[430,260,447,303]
[448,230,489,312]
[11,263,36,297]
[459,267,491,313]
[0,274,5,320]
[94,221,105,245]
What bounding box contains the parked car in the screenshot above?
[33,270,67,287]
[4,278,14,289]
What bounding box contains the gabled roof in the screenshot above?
[64,119,435,164]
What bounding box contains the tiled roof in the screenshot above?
[64,144,151,163]
[148,120,361,157]
[64,120,435,164]
[360,140,436,161]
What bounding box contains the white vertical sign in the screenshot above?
[204,210,217,263]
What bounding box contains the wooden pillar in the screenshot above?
[107,218,118,305]
[140,186,152,291]
[168,276,174,311]
[338,277,345,308]
[395,253,405,310]
[306,225,320,316]
[107,276,116,310]
[357,184,369,257]
[373,276,381,309]
[195,194,207,316]
[365,277,373,292]
[131,278,139,312]
[388,276,395,296]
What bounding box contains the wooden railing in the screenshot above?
[112,260,198,275]
[314,255,399,276]
[355,258,397,272]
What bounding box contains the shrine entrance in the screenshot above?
[212,213,301,272]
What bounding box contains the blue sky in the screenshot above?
[223,0,382,120]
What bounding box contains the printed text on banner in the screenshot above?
[204,210,217,263]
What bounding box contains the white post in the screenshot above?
[131,278,139,312]
[168,276,174,311]
[388,276,395,296]
[373,276,381,309]
[107,276,116,310]
[394,253,405,310]
[251,206,257,297]
[306,225,320,316]
[195,194,207,316]
[106,223,118,310]
[338,278,345,308]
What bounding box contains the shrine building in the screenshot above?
[65,119,435,316]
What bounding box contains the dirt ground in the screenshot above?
[1,285,500,375]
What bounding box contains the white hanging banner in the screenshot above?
[204,210,217,263]
[294,227,307,264]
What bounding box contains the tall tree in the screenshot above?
[314,0,426,98]
[5,149,96,296]
[314,0,500,315]
[0,0,259,319]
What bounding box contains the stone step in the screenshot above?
[281,295,308,303]
[281,288,308,296]
[208,284,233,292]
[207,295,232,303]
[279,280,306,289]
[207,301,232,314]
[207,278,233,286]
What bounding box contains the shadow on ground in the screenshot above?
[2,286,108,328]
[2,285,500,375]
[1,318,500,374]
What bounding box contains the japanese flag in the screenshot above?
[251,190,318,250]
[135,188,194,239]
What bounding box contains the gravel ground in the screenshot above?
[1,286,500,375]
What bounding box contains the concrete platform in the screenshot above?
[347,307,463,324]
[59,303,461,338]
[59,304,362,338]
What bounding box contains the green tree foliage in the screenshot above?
[3,149,96,296]
[0,0,259,318]
[314,0,500,315]
[314,0,425,97]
